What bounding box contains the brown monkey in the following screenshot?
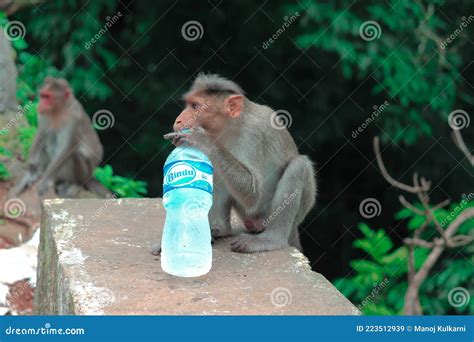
[9,77,109,198]
[154,73,316,254]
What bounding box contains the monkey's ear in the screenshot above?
[225,95,244,118]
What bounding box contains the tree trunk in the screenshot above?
[0,31,17,113]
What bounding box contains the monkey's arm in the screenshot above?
[8,128,47,197]
[213,147,260,208]
[178,128,261,209]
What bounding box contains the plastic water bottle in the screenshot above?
[161,143,213,277]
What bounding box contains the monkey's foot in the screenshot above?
[230,233,286,253]
[150,244,161,256]
[243,218,266,233]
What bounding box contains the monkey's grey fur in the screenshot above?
[154,74,317,254]
[9,78,109,198]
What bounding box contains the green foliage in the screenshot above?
[22,100,39,127]
[94,165,148,198]
[335,223,412,315]
[6,1,472,314]
[17,52,58,105]
[16,1,119,100]
[0,147,12,180]
[0,163,9,181]
[0,11,149,198]
[291,0,473,144]
[336,197,474,315]
[17,126,36,159]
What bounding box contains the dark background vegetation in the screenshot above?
[4,0,473,314]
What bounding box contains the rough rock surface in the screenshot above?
[35,198,359,315]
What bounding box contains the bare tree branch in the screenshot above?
[373,135,474,315]
[0,0,43,15]
[452,129,474,167]
[373,137,430,193]
[399,195,424,215]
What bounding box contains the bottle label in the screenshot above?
[163,160,213,194]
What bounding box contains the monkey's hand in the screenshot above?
[176,127,216,156]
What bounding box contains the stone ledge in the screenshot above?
[35,198,359,315]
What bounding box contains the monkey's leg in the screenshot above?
[76,156,111,198]
[289,167,316,250]
[231,156,314,253]
[210,183,232,238]
[59,154,110,198]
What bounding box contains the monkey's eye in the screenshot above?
[190,102,199,110]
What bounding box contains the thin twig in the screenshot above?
[432,199,450,211]
[413,175,449,242]
[452,130,474,166]
[373,137,429,193]
[399,195,424,215]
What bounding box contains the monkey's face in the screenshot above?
[174,92,244,138]
[38,86,69,115]
[174,93,225,137]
